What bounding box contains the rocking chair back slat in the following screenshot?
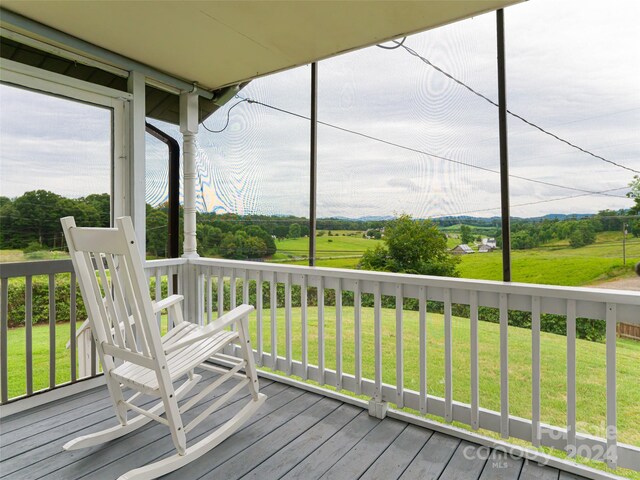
[94,253,126,350]
[65,218,162,364]
[104,253,137,351]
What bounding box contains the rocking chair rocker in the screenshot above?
[61,216,265,480]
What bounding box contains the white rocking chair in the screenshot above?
[61,216,265,480]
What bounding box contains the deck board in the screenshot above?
[240,403,362,479]
[360,424,432,480]
[0,370,590,480]
[478,449,524,480]
[399,431,461,479]
[319,417,406,479]
[281,410,380,480]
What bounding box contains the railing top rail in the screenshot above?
[0,259,74,278]
[190,257,640,306]
[144,258,187,269]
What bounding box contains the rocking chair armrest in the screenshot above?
[163,304,254,355]
[153,294,184,313]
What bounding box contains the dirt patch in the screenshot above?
[589,275,640,291]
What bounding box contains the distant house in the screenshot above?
[486,238,497,248]
[451,244,475,255]
[478,244,495,253]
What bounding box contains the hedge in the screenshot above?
[5,276,605,342]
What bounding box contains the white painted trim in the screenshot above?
[0,10,214,99]
[128,71,146,254]
[0,57,132,101]
[0,376,105,418]
[0,27,129,77]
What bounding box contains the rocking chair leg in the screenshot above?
[63,374,201,451]
[118,393,266,480]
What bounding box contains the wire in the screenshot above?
[241,97,628,199]
[428,187,630,219]
[201,99,248,133]
[391,41,640,175]
[376,37,407,50]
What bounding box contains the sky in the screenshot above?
[1,0,639,219]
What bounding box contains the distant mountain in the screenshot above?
[331,215,395,222]
[323,213,596,224]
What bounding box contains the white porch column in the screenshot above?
[180,91,199,258]
[127,71,146,256]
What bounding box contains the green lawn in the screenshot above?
[272,235,382,260]
[459,233,640,286]
[267,231,640,287]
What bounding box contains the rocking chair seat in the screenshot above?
[112,324,239,393]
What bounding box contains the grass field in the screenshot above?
[271,235,382,262]
[271,231,640,287]
[6,307,639,477]
[459,232,640,285]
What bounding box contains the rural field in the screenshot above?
[273,230,640,287]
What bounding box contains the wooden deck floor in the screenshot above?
[0,369,586,480]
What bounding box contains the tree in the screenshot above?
[460,225,473,244]
[288,223,301,239]
[13,190,65,247]
[146,208,168,257]
[569,222,596,248]
[359,214,460,277]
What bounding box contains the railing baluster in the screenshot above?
[532,295,541,447]
[1,277,8,403]
[444,288,452,422]
[91,335,97,377]
[470,290,479,430]
[606,303,618,468]
[230,269,237,310]
[270,272,277,369]
[567,299,577,457]
[419,285,427,414]
[25,276,34,394]
[168,266,175,330]
[395,284,404,408]
[256,270,263,366]
[318,276,325,385]
[285,273,292,375]
[230,269,237,335]
[336,279,343,391]
[301,275,308,380]
[242,270,249,304]
[374,282,382,402]
[354,280,362,395]
[49,273,56,389]
[69,273,76,384]
[155,268,162,328]
[217,269,224,318]
[499,292,509,438]
[206,267,212,325]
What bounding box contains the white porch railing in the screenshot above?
[2,257,639,472]
[189,257,640,472]
[0,258,185,405]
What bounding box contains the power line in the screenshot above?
[241,96,628,199]
[428,187,630,219]
[201,99,249,133]
[392,41,640,175]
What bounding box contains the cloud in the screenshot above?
[1,0,638,219]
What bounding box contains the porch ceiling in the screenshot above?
[1,0,521,91]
